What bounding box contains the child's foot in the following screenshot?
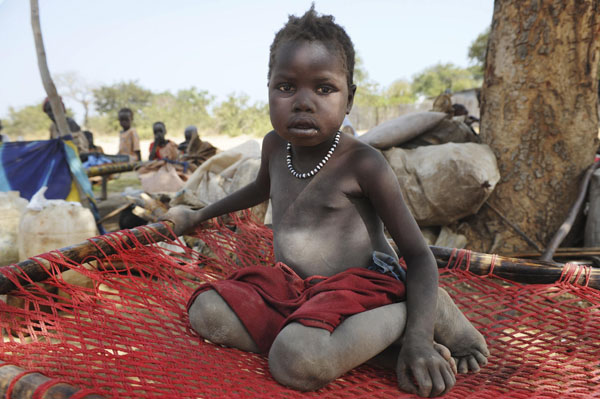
[434,288,489,373]
[367,341,457,374]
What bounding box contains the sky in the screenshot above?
[0,0,494,121]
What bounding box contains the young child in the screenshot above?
[149,121,179,161]
[117,108,141,161]
[166,7,488,397]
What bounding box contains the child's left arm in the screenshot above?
[357,149,455,397]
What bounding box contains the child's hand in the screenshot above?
[396,341,456,397]
[162,206,203,236]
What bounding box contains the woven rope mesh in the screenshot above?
[1,214,600,398]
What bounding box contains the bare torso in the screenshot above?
[267,132,396,278]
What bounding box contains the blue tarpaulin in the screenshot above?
[0,136,104,233]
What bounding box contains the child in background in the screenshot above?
[166,7,488,397]
[117,108,141,161]
[149,122,179,161]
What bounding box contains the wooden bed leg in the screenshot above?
[0,361,106,398]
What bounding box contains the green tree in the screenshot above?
[212,93,271,137]
[411,63,480,98]
[2,104,50,139]
[468,27,490,80]
[385,79,417,105]
[353,55,381,108]
[93,81,153,116]
[135,88,215,139]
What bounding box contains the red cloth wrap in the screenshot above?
[187,263,406,354]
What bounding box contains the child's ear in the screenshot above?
[346,84,357,114]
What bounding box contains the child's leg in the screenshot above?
[369,288,488,374]
[268,301,409,391]
[268,287,488,391]
[188,289,259,353]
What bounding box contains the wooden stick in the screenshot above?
[97,202,132,224]
[541,161,600,262]
[0,361,106,398]
[86,161,144,177]
[30,0,70,138]
[508,247,600,259]
[484,202,543,252]
[0,222,175,295]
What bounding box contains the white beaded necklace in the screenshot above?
[286,130,341,179]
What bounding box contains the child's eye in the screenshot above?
[277,83,294,92]
[317,86,336,94]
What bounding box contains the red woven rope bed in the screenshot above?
[1,215,599,398]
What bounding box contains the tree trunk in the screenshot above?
[30,0,70,137]
[460,0,600,254]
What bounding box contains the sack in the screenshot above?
[359,112,447,149]
[400,117,480,148]
[170,140,268,222]
[139,162,186,193]
[383,143,500,226]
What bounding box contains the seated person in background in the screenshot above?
[149,121,179,161]
[117,108,141,162]
[83,130,104,154]
[43,97,89,154]
[180,125,217,165]
[178,127,193,153]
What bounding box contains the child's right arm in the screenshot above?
[165,133,274,236]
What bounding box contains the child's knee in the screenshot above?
[188,290,232,341]
[268,325,335,391]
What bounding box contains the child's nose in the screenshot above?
[292,90,315,112]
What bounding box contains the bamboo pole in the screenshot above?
[86,161,144,177]
[3,222,600,294]
[0,361,105,399]
[0,222,175,295]
[429,246,600,287]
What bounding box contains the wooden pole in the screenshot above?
[30,0,70,137]
[0,222,175,295]
[0,361,106,398]
[86,161,144,177]
[429,246,599,287]
[3,222,600,294]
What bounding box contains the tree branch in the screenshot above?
[30,0,70,137]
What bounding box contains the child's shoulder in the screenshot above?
[344,134,387,161]
[262,130,285,151]
[341,135,393,177]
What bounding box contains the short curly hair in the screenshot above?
[118,108,134,120]
[268,5,355,90]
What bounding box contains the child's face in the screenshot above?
[268,40,354,147]
[153,125,166,143]
[118,113,131,130]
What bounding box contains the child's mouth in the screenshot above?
[289,120,318,135]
